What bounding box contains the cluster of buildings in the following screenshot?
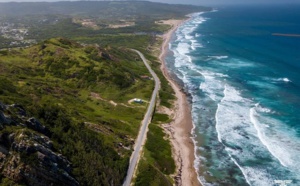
[0,23,27,40]
[0,22,35,47]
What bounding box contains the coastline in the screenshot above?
[158,19,201,186]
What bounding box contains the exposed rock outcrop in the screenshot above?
[0,102,78,186]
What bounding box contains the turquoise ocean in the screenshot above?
[165,5,300,186]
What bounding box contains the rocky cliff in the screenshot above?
[0,102,78,185]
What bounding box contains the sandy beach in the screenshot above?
[158,19,201,186]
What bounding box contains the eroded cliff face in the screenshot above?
[0,102,78,186]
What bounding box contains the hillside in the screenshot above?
[0,38,154,185]
[0,1,213,185]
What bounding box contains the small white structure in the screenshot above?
[133,98,143,103]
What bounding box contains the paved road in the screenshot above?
[123,49,161,186]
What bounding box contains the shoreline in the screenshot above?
[158,19,201,186]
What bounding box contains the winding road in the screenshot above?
[123,49,161,186]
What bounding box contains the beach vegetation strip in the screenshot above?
[134,112,175,186]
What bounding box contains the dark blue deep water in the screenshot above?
[165,5,300,186]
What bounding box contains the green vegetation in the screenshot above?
[134,111,175,186]
[0,1,212,185]
[0,1,211,49]
[152,113,170,123]
[148,58,176,108]
[0,38,154,185]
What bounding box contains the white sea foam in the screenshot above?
[197,70,228,78]
[171,12,222,186]
[215,84,261,184]
[250,108,288,167]
[214,84,300,185]
[170,10,208,71]
[208,55,229,60]
[190,45,196,51]
[247,80,278,90]
[283,78,291,82]
[264,77,292,83]
[195,70,227,101]
[180,25,197,37]
[237,165,275,186]
[255,103,274,114]
[174,12,207,54]
[215,85,254,141]
[191,39,203,50]
[176,42,191,55]
[224,148,253,186]
[193,16,207,25]
[172,11,300,184]
[171,41,194,69]
[185,35,193,40]
[250,105,300,172]
[278,77,292,82]
[195,33,201,37]
[217,58,255,69]
[199,80,223,101]
[171,9,300,185]
[213,83,300,184]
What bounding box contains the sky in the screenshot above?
[148,0,300,6]
[0,0,299,5]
